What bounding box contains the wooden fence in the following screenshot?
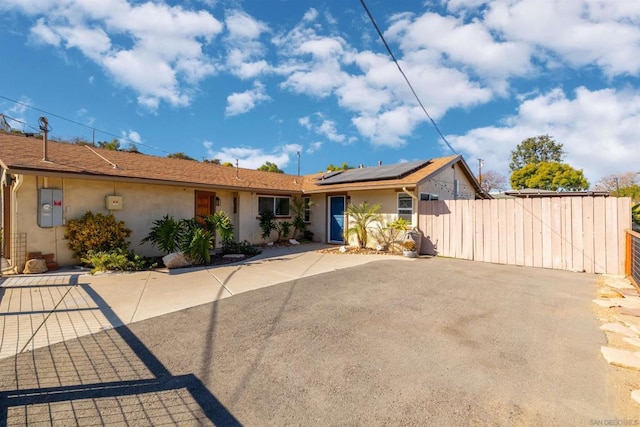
[418,197,632,275]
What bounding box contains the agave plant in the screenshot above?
[345,201,382,248]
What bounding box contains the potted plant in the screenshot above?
[401,240,418,258]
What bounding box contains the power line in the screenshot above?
[0,94,170,154]
[358,0,458,155]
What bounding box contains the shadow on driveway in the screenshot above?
[0,275,239,426]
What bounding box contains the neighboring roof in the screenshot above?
[0,132,303,194]
[504,189,610,198]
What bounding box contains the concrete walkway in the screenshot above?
[0,243,412,359]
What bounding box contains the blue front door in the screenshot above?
[329,196,345,243]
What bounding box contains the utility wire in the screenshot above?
[0,94,170,154]
[359,0,458,155]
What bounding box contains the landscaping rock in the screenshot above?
[623,337,640,348]
[600,346,640,370]
[600,323,638,337]
[614,314,640,335]
[23,258,48,274]
[162,252,191,269]
[222,254,245,259]
[604,277,635,290]
[617,307,640,317]
[598,287,623,299]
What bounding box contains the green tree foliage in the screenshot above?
[345,201,382,248]
[97,138,121,151]
[65,211,132,259]
[616,185,640,200]
[257,161,284,173]
[510,162,589,191]
[168,152,196,161]
[204,158,221,165]
[325,162,355,172]
[222,162,234,167]
[510,135,564,172]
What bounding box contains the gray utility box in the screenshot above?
[38,188,63,228]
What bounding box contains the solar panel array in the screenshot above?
[315,159,431,185]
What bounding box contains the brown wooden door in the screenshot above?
[195,191,216,222]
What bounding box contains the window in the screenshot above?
[420,193,439,201]
[398,193,413,223]
[303,197,311,222]
[258,196,290,216]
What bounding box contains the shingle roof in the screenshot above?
[301,155,462,193]
[0,132,304,193]
[0,132,487,197]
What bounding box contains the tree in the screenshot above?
[510,135,564,172]
[345,201,382,248]
[479,170,508,193]
[204,158,221,165]
[97,138,121,151]
[168,152,196,161]
[222,162,234,167]
[326,162,355,172]
[257,161,284,173]
[593,172,640,193]
[510,162,589,191]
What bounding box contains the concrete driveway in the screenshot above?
[0,255,631,425]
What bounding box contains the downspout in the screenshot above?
[11,174,24,273]
[402,186,422,254]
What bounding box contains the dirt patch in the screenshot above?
[317,246,403,256]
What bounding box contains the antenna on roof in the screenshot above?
[38,116,51,162]
[235,159,239,179]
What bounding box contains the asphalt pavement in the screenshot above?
[0,250,633,425]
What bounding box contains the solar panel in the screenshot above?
[316,159,431,185]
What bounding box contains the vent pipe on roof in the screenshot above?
[378,160,382,166]
[235,159,239,179]
[39,116,50,162]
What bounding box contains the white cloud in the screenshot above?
[10,0,223,110]
[225,82,270,116]
[450,86,640,186]
[121,129,141,144]
[224,10,270,79]
[298,113,347,143]
[205,142,302,170]
[306,141,323,154]
[483,0,640,76]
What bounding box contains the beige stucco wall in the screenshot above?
[12,174,275,267]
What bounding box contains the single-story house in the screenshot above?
[0,131,488,271]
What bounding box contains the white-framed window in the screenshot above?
[398,193,413,223]
[258,196,290,216]
[303,196,311,222]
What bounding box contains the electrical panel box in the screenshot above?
[106,195,123,210]
[38,188,63,228]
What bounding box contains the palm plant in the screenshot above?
[345,201,382,248]
[141,214,185,253]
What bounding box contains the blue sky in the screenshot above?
[1,0,639,187]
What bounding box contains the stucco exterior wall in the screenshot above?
[418,163,475,200]
[13,175,265,267]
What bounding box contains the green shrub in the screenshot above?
[141,214,185,253]
[276,220,292,242]
[222,240,261,256]
[201,211,234,245]
[259,211,276,241]
[81,249,156,274]
[180,222,212,264]
[65,211,132,259]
